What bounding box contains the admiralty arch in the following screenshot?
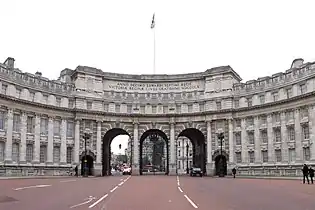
[0,57,314,177]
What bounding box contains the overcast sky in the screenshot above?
[1,0,315,154]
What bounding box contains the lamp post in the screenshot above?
[186,142,189,174]
[83,128,92,177]
[217,131,225,177]
[149,132,159,174]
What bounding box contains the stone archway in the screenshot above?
[213,149,228,176]
[80,150,95,176]
[139,129,169,175]
[177,128,207,175]
[102,128,130,176]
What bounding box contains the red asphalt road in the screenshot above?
[1,175,315,210]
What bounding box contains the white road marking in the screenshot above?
[110,186,118,192]
[118,182,124,186]
[14,184,51,191]
[178,187,183,193]
[70,196,96,208]
[120,179,124,181]
[60,180,76,183]
[184,194,198,209]
[88,194,108,208]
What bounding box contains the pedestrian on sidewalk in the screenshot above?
[75,165,78,177]
[232,167,236,178]
[309,167,314,184]
[302,164,310,184]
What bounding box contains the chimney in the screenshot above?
[4,57,15,69]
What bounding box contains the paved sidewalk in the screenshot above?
[226,175,302,180]
[0,175,78,180]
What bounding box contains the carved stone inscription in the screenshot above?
[104,80,204,93]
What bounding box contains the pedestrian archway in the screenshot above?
[177,128,206,174]
[102,128,131,176]
[80,152,95,176]
[213,150,228,176]
[139,129,169,175]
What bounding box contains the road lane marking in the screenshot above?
[14,184,51,191]
[70,196,96,208]
[178,187,183,193]
[184,194,198,209]
[118,182,124,186]
[88,194,108,208]
[60,180,76,183]
[110,186,118,192]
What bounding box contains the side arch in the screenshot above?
[177,127,207,174]
[102,127,131,176]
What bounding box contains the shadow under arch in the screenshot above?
[213,149,229,176]
[102,128,130,176]
[177,128,207,174]
[139,129,169,175]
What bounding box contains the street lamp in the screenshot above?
[83,128,92,177]
[186,142,189,174]
[217,130,225,177]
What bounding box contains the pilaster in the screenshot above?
[206,121,212,163]
[254,116,261,163]
[60,118,67,164]
[280,112,288,162]
[47,117,53,164]
[267,114,274,163]
[294,109,302,161]
[241,119,247,163]
[310,106,315,160]
[169,121,176,175]
[33,114,40,163]
[228,119,234,163]
[19,112,27,163]
[4,109,13,162]
[96,121,102,164]
[132,121,140,175]
[74,120,80,165]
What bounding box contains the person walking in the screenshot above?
[309,167,314,184]
[75,165,78,177]
[302,164,310,184]
[232,167,236,178]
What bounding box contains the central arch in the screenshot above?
[139,129,169,175]
[177,128,206,175]
[102,128,130,176]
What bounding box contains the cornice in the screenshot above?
[0,91,314,119]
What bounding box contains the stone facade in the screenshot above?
[0,57,315,177]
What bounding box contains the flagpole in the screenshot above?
[153,26,156,74]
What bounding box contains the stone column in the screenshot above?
[294,109,302,161]
[33,115,41,163]
[280,112,288,162]
[267,114,274,163]
[74,120,80,165]
[60,118,67,164]
[47,117,54,164]
[228,119,234,164]
[169,122,176,175]
[4,109,13,162]
[206,121,213,176]
[241,119,247,163]
[96,121,102,164]
[19,112,27,163]
[254,116,261,163]
[310,106,315,160]
[132,122,139,175]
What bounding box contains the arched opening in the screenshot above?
[80,153,95,176]
[102,128,131,176]
[177,128,206,175]
[139,129,169,175]
[213,150,228,176]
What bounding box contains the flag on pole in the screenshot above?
[151,13,155,29]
